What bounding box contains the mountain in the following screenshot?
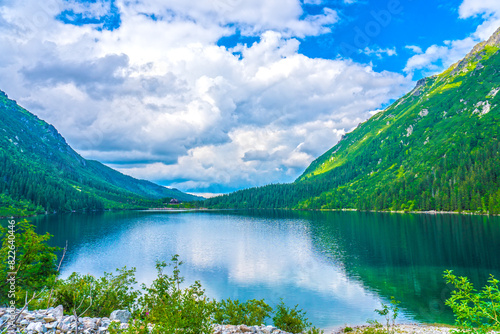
[0,91,202,216]
[206,26,500,214]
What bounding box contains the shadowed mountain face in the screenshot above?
[206,27,500,212]
[0,90,202,216]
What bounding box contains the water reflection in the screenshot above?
[28,210,500,328]
[31,211,383,328]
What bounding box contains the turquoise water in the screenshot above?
[28,210,500,329]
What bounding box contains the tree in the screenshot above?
[0,220,59,306]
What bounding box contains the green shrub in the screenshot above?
[305,326,324,334]
[272,299,311,333]
[213,298,272,325]
[53,267,139,317]
[108,319,151,334]
[374,296,400,334]
[444,270,500,333]
[0,220,58,306]
[140,255,213,334]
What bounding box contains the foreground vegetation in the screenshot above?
[2,221,500,333]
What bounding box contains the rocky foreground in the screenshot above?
[0,307,297,334]
[0,307,469,334]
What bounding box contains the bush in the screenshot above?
[140,255,213,334]
[52,267,139,317]
[444,270,500,333]
[374,296,400,334]
[214,298,272,325]
[305,326,324,334]
[272,299,311,333]
[0,220,58,306]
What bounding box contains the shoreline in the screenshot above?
[332,323,458,334]
[0,306,460,334]
[1,206,498,220]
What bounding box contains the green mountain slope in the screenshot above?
[0,91,202,216]
[206,26,500,213]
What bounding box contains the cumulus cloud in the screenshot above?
[459,0,500,40]
[118,0,338,38]
[404,0,500,76]
[404,38,477,74]
[0,0,412,193]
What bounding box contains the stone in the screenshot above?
[239,324,253,332]
[26,322,38,331]
[57,322,69,332]
[45,321,58,329]
[82,318,97,330]
[109,310,131,323]
[52,305,64,320]
[64,315,75,324]
[33,322,47,333]
[43,316,56,323]
[0,314,10,326]
[100,319,111,329]
[265,325,277,332]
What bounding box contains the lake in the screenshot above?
[27,210,500,329]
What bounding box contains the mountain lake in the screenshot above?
[27,210,500,330]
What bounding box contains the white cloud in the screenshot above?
[116,0,338,38]
[459,0,500,19]
[459,0,500,40]
[404,0,500,76]
[404,38,477,74]
[361,46,397,58]
[0,0,411,193]
[405,45,423,54]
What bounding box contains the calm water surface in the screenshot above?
[28,210,500,329]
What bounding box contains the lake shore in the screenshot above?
[0,305,460,334]
[3,206,499,220]
[331,324,456,334]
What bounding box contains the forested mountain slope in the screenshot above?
[0,91,201,216]
[206,26,500,213]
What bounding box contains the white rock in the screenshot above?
[110,310,131,323]
[43,316,56,323]
[45,321,58,329]
[33,322,47,333]
[26,322,38,331]
[52,305,64,320]
[489,87,500,97]
[419,109,428,117]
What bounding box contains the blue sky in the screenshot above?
[0,0,499,195]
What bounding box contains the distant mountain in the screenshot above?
[206,26,500,214]
[0,91,202,216]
